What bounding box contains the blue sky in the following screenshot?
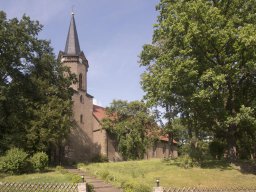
[1,0,159,107]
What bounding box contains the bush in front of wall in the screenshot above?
[121,180,151,192]
[0,148,30,174]
[30,152,49,172]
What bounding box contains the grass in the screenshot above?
[0,167,80,183]
[80,159,256,189]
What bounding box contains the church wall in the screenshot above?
[106,134,122,161]
[92,118,122,161]
[62,60,94,163]
[144,141,178,160]
[92,118,107,156]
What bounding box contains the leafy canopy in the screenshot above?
[102,100,158,160]
[140,0,256,159]
[0,11,74,156]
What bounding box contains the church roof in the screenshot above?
[93,105,107,122]
[64,13,81,56]
[159,135,178,144]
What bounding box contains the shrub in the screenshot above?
[178,155,194,169]
[0,148,29,174]
[98,170,110,180]
[71,174,82,183]
[189,140,209,162]
[56,165,68,174]
[121,180,151,192]
[91,154,108,162]
[30,152,49,172]
[87,183,95,192]
[209,140,225,160]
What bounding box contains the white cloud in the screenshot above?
[93,98,103,107]
[3,0,69,24]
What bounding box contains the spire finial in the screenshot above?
[64,7,81,55]
[71,5,75,15]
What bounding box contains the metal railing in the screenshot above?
[0,182,79,192]
[163,187,256,192]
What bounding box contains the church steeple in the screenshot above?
[64,13,81,55]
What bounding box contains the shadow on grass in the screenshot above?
[234,161,256,175]
[163,158,232,171]
[164,158,256,175]
[200,160,232,170]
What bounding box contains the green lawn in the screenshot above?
[0,168,80,183]
[80,159,256,189]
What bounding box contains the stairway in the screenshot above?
[67,168,123,192]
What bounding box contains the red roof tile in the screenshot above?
[93,105,107,122]
[159,134,178,144]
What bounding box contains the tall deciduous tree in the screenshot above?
[140,0,256,160]
[0,11,74,160]
[102,100,158,160]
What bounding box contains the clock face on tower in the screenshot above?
[61,58,65,62]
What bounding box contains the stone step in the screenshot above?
[66,168,123,192]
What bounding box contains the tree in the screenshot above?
[0,11,74,161]
[140,0,256,161]
[102,100,158,160]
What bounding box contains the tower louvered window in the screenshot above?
[79,74,82,89]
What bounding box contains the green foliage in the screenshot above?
[209,140,226,160]
[140,0,256,160]
[55,165,67,174]
[0,11,74,159]
[91,154,109,163]
[121,180,151,192]
[98,170,110,180]
[86,183,95,192]
[0,148,29,174]
[71,174,82,183]
[30,152,48,172]
[102,100,158,160]
[178,155,195,169]
[190,140,210,162]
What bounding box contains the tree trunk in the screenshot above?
[168,132,173,158]
[227,124,237,163]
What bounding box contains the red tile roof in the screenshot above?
[93,105,107,122]
[159,134,178,144]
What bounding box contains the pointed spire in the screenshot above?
[64,12,81,55]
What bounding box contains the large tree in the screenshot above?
[0,11,74,160]
[140,0,256,160]
[102,100,158,160]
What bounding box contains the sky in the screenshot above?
[1,0,159,107]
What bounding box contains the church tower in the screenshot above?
[59,13,94,163]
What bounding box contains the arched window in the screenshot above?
[80,95,84,103]
[79,74,82,89]
[80,114,83,124]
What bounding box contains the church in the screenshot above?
[58,13,177,164]
[58,13,120,164]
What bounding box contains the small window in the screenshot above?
[79,74,82,89]
[80,95,84,103]
[80,114,83,124]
